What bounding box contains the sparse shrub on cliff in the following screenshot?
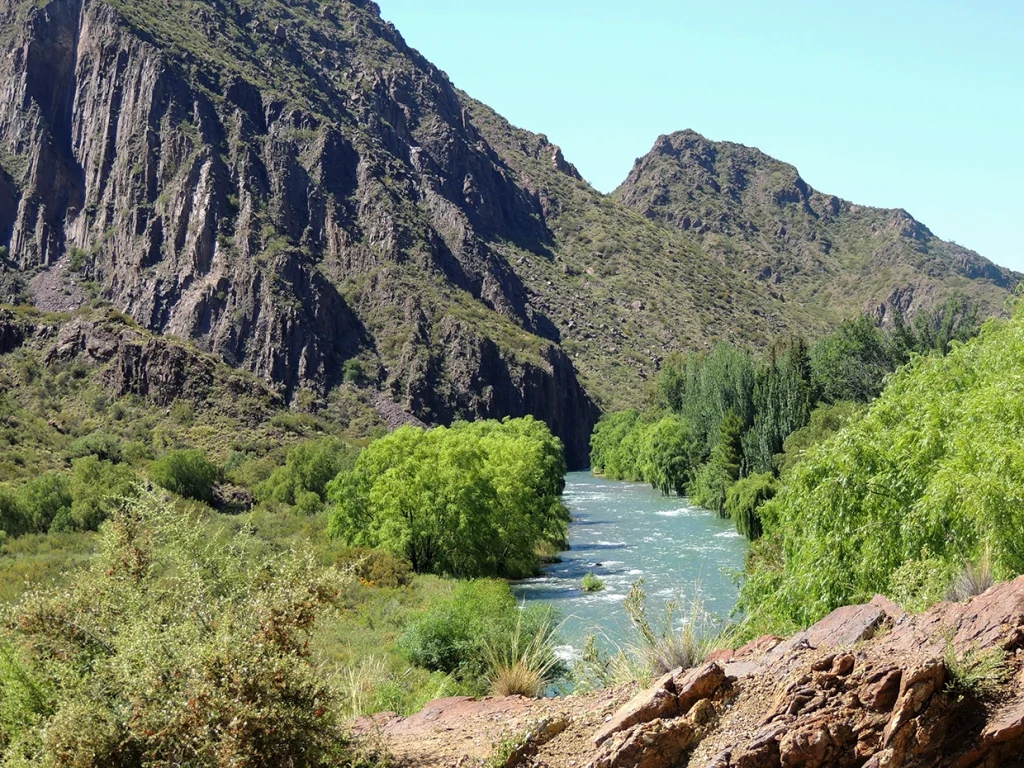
[67,432,124,463]
[944,641,1007,702]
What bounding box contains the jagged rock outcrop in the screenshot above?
[359,578,1024,768]
[44,311,284,423]
[0,0,598,461]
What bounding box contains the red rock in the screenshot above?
[589,717,699,768]
[861,668,903,712]
[592,670,681,746]
[779,725,832,767]
[981,698,1024,745]
[674,662,727,715]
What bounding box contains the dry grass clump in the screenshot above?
[483,608,561,698]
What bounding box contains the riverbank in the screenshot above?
[353,576,1024,768]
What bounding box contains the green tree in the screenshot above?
[688,409,744,516]
[0,488,26,538]
[327,419,568,578]
[62,457,138,532]
[744,338,812,474]
[636,415,700,495]
[810,315,894,403]
[254,438,359,512]
[725,473,778,540]
[16,471,72,533]
[741,309,1024,636]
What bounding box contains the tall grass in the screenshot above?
[570,579,727,692]
[483,607,562,698]
[946,545,994,602]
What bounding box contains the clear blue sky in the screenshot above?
[378,0,1023,271]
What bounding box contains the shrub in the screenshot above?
[336,548,413,589]
[724,473,778,540]
[888,553,957,613]
[149,449,218,503]
[67,247,90,273]
[944,641,1007,702]
[169,401,195,426]
[0,492,348,766]
[482,609,561,698]
[947,547,994,602]
[0,489,27,539]
[67,432,123,463]
[396,580,559,691]
[329,418,567,578]
[622,579,718,680]
[255,438,358,508]
[64,457,138,532]
[581,572,605,592]
[15,472,72,533]
[343,358,366,385]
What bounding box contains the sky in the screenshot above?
[377,0,1023,271]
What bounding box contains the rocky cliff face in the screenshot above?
[616,130,1019,326]
[0,0,597,464]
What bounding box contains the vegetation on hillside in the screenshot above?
[739,303,1024,634]
[591,295,983,543]
[0,309,568,756]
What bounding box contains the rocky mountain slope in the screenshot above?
[358,577,1024,767]
[616,130,1018,327]
[0,0,1016,462]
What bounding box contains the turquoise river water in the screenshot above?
[512,471,749,654]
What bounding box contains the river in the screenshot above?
[513,471,749,653]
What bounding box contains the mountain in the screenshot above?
[615,130,1017,326]
[0,0,1016,466]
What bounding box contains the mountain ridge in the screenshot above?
[0,0,1016,463]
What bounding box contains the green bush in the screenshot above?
[396,580,559,691]
[740,309,1024,636]
[149,449,218,503]
[64,457,138,532]
[0,488,27,539]
[582,572,605,592]
[255,438,358,508]
[724,473,778,540]
[335,548,413,589]
[0,492,347,766]
[342,358,366,385]
[328,417,567,578]
[67,432,124,463]
[15,472,72,534]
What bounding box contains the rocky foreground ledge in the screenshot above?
[354,577,1024,767]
